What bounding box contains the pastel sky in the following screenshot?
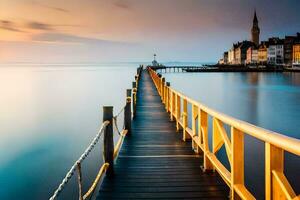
[0,0,299,63]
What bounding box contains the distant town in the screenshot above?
[218,11,300,69]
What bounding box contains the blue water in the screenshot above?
[0,64,299,199]
[0,64,136,200]
[163,71,300,198]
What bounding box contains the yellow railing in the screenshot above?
[148,67,300,200]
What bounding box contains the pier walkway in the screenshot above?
[96,70,228,199]
[50,66,300,200]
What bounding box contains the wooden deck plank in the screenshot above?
[97,70,228,199]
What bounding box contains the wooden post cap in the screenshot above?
[103,106,113,120]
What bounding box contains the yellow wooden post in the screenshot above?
[192,105,198,152]
[176,94,181,131]
[212,118,219,155]
[182,98,188,141]
[231,127,244,200]
[165,82,170,111]
[157,74,162,95]
[201,110,213,171]
[170,91,173,120]
[170,91,175,121]
[197,107,203,151]
[265,143,284,200]
[164,82,167,105]
[161,77,165,101]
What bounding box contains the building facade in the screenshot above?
[251,11,260,46]
[284,33,300,66]
[258,42,268,64]
[293,42,300,67]
[228,44,239,64]
[246,47,258,64]
[223,52,228,64]
[284,36,296,66]
[267,38,284,65]
[235,41,254,65]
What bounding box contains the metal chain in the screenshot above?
[49,121,109,200]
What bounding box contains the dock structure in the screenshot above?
[152,65,288,73]
[152,66,207,73]
[97,69,228,199]
[50,66,300,200]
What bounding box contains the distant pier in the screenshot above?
[151,65,300,73]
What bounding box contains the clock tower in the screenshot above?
[251,10,260,46]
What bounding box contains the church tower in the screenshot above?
[251,10,260,46]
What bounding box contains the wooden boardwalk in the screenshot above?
[97,70,228,199]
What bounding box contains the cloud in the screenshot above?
[41,5,69,13]
[26,21,53,31]
[0,20,26,33]
[113,0,131,10]
[25,21,81,31]
[31,32,133,46]
[1,18,80,33]
[31,1,69,13]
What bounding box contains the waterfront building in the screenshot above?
[218,58,224,65]
[284,33,300,66]
[223,52,228,64]
[284,36,297,66]
[293,41,300,67]
[246,46,258,64]
[221,10,260,65]
[228,46,235,64]
[258,42,269,64]
[235,41,254,65]
[251,11,260,46]
[267,38,284,65]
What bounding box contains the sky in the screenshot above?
[0,0,300,63]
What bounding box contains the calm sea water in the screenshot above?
[163,71,300,198]
[0,63,136,200]
[0,64,299,199]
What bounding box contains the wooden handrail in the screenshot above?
[148,67,300,200]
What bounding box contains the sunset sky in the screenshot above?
[0,0,300,63]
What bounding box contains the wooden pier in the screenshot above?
[50,66,300,200]
[97,69,228,199]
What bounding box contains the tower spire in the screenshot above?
[251,9,260,46]
[253,9,258,23]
